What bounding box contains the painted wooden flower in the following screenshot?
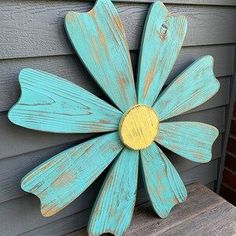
[8,0,220,235]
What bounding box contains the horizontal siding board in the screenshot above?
[0,112,93,160]
[106,0,236,6]
[0,2,236,59]
[0,133,222,204]
[185,77,230,114]
[0,45,233,112]
[0,159,219,236]
[0,106,226,160]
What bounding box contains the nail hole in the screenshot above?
[160,24,168,40]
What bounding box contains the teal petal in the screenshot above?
[88,148,139,236]
[21,132,123,217]
[8,68,122,133]
[65,0,137,112]
[153,56,220,121]
[140,143,187,218]
[155,122,219,163]
[137,1,187,106]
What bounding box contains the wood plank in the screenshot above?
[8,69,122,134]
[156,122,219,163]
[0,45,233,113]
[153,56,220,121]
[19,182,217,236]
[0,2,236,59]
[65,0,137,113]
[0,106,225,160]
[89,0,236,6]
[63,182,226,236]
[206,181,215,191]
[0,133,222,205]
[159,201,236,236]
[0,162,219,236]
[136,1,187,106]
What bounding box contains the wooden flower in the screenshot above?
[8,0,220,235]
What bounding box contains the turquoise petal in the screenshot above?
[65,0,137,112]
[21,132,123,217]
[155,121,219,163]
[153,56,220,121]
[137,1,187,106]
[141,143,187,218]
[88,148,139,236]
[8,68,122,133]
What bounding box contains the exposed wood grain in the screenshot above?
[0,134,222,204]
[21,132,123,217]
[8,68,122,133]
[160,201,236,236]
[0,106,226,160]
[0,48,232,113]
[170,106,225,131]
[0,163,218,236]
[0,2,236,59]
[0,112,94,160]
[88,149,139,236]
[22,181,217,236]
[0,0,234,235]
[140,143,187,218]
[65,0,137,112]
[137,1,187,106]
[184,77,230,115]
[153,56,220,121]
[69,183,232,236]
[156,122,219,163]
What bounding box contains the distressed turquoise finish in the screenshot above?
[8,0,221,235]
[21,132,123,217]
[137,1,187,106]
[65,0,137,112]
[88,149,139,236]
[152,56,220,121]
[8,68,122,133]
[141,143,187,218]
[155,122,219,163]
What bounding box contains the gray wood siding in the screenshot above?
[0,0,235,235]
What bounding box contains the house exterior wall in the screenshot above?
[0,0,235,235]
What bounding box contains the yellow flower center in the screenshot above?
[119,104,159,150]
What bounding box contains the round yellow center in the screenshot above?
[119,104,159,150]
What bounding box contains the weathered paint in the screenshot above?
[153,55,220,121]
[8,68,122,133]
[155,122,219,163]
[88,148,139,236]
[21,132,123,217]
[119,104,159,150]
[65,0,137,112]
[6,0,221,234]
[140,142,187,218]
[137,1,187,106]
